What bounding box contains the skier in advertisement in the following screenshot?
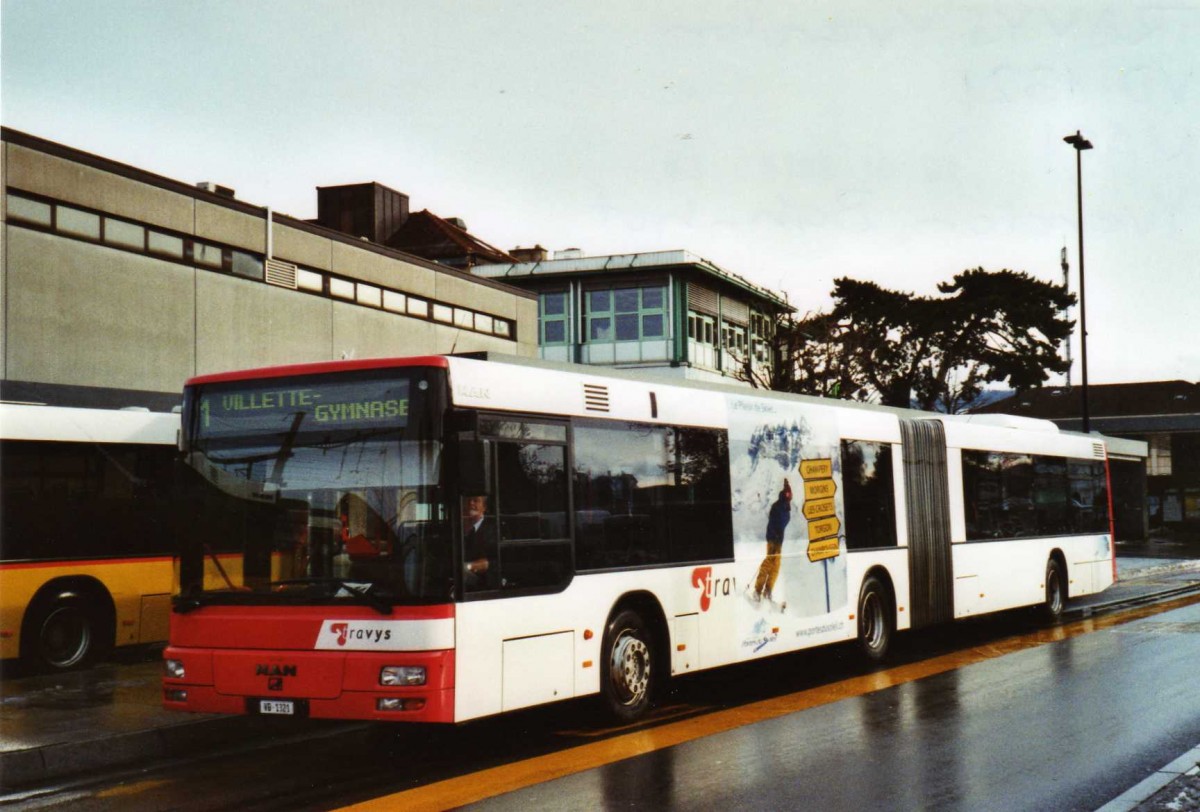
[749,478,793,610]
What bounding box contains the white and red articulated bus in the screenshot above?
[163,353,1115,723]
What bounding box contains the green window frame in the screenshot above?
[539,291,569,345]
[586,285,666,343]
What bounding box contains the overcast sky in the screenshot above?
[3,0,1196,384]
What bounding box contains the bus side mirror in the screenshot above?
[457,437,491,496]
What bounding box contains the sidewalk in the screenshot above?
[1098,744,1200,812]
[0,657,362,789]
[2,553,1200,794]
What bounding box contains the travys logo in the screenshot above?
[314,618,455,651]
[691,566,734,612]
[330,622,349,646]
[315,620,405,650]
[328,622,392,646]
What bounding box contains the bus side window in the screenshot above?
[572,420,732,571]
[841,440,898,550]
[492,440,570,590]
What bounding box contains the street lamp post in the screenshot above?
[1064,130,1093,434]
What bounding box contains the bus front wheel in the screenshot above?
[23,590,104,671]
[857,575,893,662]
[601,608,656,722]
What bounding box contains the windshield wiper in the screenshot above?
[268,578,394,615]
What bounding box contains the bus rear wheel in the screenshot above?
[857,575,893,662]
[23,591,103,671]
[1042,558,1066,622]
[601,609,656,722]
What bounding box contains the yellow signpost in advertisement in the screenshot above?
[803,498,836,519]
[800,458,841,562]
[803,478,836,501]
[807,515,841,542]
[799,459,833,480]
[806,537,840,562]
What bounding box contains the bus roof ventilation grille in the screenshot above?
[1092,442,1106,459]
[265,258,299,289]
[583,383,610,412]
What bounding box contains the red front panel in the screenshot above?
[164,604,457,723]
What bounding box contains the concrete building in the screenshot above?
[0,129,537,410]
[472,248,792,386]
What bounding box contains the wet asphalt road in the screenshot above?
[475,600,1200,812]
[6,598,1200,811]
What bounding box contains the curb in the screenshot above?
[0,714,368,790]
[1095,744,1200,811]
[1065,582,1200,620]
[0,714,277,789]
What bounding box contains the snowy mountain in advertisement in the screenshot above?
[727,396,848,623]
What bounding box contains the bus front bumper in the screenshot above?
[162,646,455,723]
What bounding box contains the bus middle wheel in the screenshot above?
[857,575,894,662]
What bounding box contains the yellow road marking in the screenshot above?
[95,778,170,798]
[339,593,1200,812]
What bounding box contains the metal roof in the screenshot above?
[472,250,792,311]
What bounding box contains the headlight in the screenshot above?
[164,659,185,679]
[380,665,426,686]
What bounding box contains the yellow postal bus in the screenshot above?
[0,403,179,671]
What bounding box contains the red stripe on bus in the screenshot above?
[188,355,450,385]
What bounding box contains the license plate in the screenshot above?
[259,700,294,715]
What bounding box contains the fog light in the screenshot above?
[380,665,426,686]
[165,688,188,702]
[164,659,185,679]
[377,697,426,712]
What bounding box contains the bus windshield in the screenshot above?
[175,366,451,609]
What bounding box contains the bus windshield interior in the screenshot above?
[175,367,451,609]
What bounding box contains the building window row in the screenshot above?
[5,190,516,342]
[586,285,667,343]
[539,285,670,347]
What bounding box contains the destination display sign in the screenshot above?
[197,377,411,438]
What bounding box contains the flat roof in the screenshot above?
[473,249,792,311]
[1,127,534,301]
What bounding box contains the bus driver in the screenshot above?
[462,494,497,590]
